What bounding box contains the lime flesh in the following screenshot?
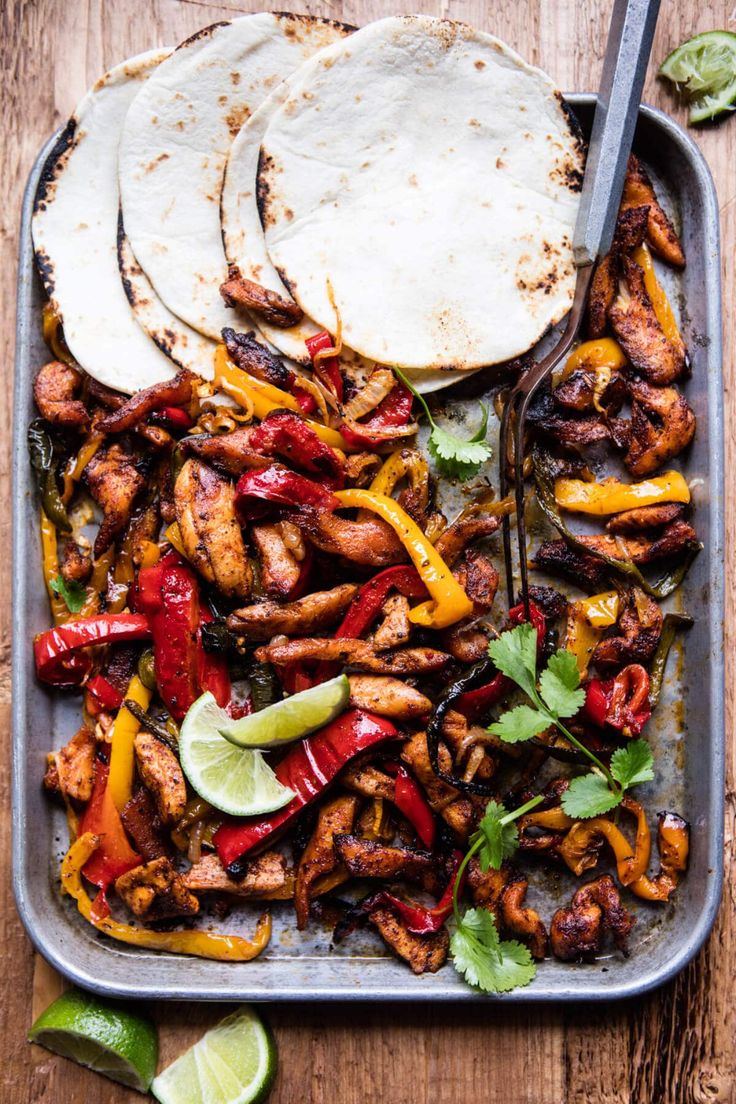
[660,30,736,122]
[218,674,349,748]
[151,1005,277,1104]
[28,988,158,1093]
[179,692,295,817]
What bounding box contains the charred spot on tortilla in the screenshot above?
[34,249,56,295]
[33,118,78,214]
[274,12,356,41]
[177,21,230,51]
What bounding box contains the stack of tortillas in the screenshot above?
[33,14,583,396]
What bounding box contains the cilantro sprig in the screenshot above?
[487,623,654,819]
[394,367,492,480]
[50,574,86,614]
[450,793,543,994]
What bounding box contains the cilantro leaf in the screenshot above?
[50,574,86,613]
[561,773,622,819]
[451,908,536,993]
[610,739,655,790]
[488,703,551,744]
[393,367,492,480]
[487,622,539,701]
[538,648,586,720]
[472,801,519,871]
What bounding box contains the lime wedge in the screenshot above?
[151,1005,277,1104]
[660,30,736,122]
[179,692,295,817]
[218,674,349,748]
[28,988,158,1093]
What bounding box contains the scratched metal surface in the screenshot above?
[11,97,724,1001]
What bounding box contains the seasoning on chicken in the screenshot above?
[341,761,396,801]
[222,327,294,390]
[121,788,171,862]
[134,730,187,826]
[97,368,195,434]
[60,541,92,585]
[620,154,686,268]
[500,874,548,960]
[587,204,650,337]
[592,588,663,669]
[550,875,634,962]
[433,513,502,566]
[115,857,200,923]
[291,508,407,567]
[220,266,304,327]
[184,851,293,898]
[43,726,96,803]
[250,523,303,598]
[372,593,412,650]
[174,458,251,600]
[347,676,432,719]
[606,502,685,534]
[33,360,89,429]
[334,834,442,895]
[295,796,358,929]
[368,906,449,974]
[525,388,612,447]
[255,638,450,676]
[183,426,264,476]
[609,256,686,385]
[620,377,696,477]
[84,442,146,555]
[400,731,476,842]
[227,584,358,641]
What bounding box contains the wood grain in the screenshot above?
[1,1,733,1101]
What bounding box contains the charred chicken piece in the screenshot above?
[400,731,476,842]
[347,676,432,720]
[592,588,663,670]
[33,361,89,429]
[341,761,396,801]
[333,834,443,895]
[344,451,383,487]
[610,256,686,384]
[372,593,412,651]
[134,731,187,826]
[500,874,548,960]
[621,154,686,268]
[84,442,146,556]
[184,851,293,899]
[441,550,499,664]
[550,875,634,962]
[174,458,251,600]
[222,327,293,390]
[255,638,450,676]
[121,788,171,862]
[97,369,195,434]
[291,508,407,567]
[220,266,303,327]
[532,540,611,593]
[60,541,92,585]
[369,906,449,974]
[587,205,650,337]
[553,370,627,416]
[528,584,569,621]
[115,857,200,923]
[433,513,502,566]
[43,726,96,803]
[182,426,265,476]
[525,389,612,448]
[295,796,359,929]
[227,584,358,641]
[606,502,685,534]
[251,523,303,598]
[622,377,696,478]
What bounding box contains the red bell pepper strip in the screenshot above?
[34,614,152,687]
[235,465,340,521]
[78,759,141,920]
[85,674,125,713]
[214,709,397,868]
[336,566,427,639]
[339,380,414,450]
[394,766,436,849]
[249,411,345,487]
[149,406,194,431]
[508,599,546,647]
[338,851,464,937]
[584,664,651,736]
[198,608,231,710]
[306,330,343,402]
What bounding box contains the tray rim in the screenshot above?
[11,95,725,1003]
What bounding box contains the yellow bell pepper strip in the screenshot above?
[564,337,627,375]
[558,816,642,885]
[564,592,621,678]
[77,547,115,619]
[370,448,428,497]
[107,675,152,812]
[633,243,682,347]
[165,522,187,558]
[42,303,76,367]
[333,489,473,629]
[579,590,620,627]
[554,470,690,516]
[62,432,103,504]
[40,509,68,625]
[137,540,161,570]
[214,344,348,451]
[62,833,272,961]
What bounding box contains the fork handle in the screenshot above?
[573,0,660,266]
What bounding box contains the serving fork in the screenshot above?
[499,0,661,615]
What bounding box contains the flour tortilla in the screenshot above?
[118,13,351,342]
[256,16,584,373]
[31,50,199,393]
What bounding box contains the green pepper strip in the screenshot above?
[532,446,701,600]
[28,419,71,532]
[122,699,180,756]
[249,661,282,713]
[647,612,694,709]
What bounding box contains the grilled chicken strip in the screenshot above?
[550,875,634,962]
[121,788,170,862]
[184,851,293,899]
[553,369,627,415]
[400,731,475,842]
[526,389,612,447]
[500,875,548,960]
[183,426,265,476]
[97,368,195,434]
[255,638,450,676]
[587,205,649,337]
[33,360,89,429]
[372,593,412,651]
[441,550,499,664]
[369,906,449,974]
[251,523,302,597]
[291,508,407,567]
[622,377,696,477]
[341,761,396,801]
[610,255,686,384]
[222,327,293,389]
[84,442,146,555]
[592,588,662,669]
[134,731,187,826]
[115,857,200,923]
[43,726,96,803]
[606,502,685,534]
[174,458,251,600]
[348,676,432,719]
[621,154,685,267]
[227,584,358,641]
[334,835,442,895]
[60,541,92,585]
[295,796,358,929]
[220,265,303,327]
[433,513,502,566]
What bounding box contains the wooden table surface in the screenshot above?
[1,1,733,1101]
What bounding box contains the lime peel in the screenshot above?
[218,673,350,748]
[660,30,736,123]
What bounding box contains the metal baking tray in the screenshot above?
[12,95,724,1002]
